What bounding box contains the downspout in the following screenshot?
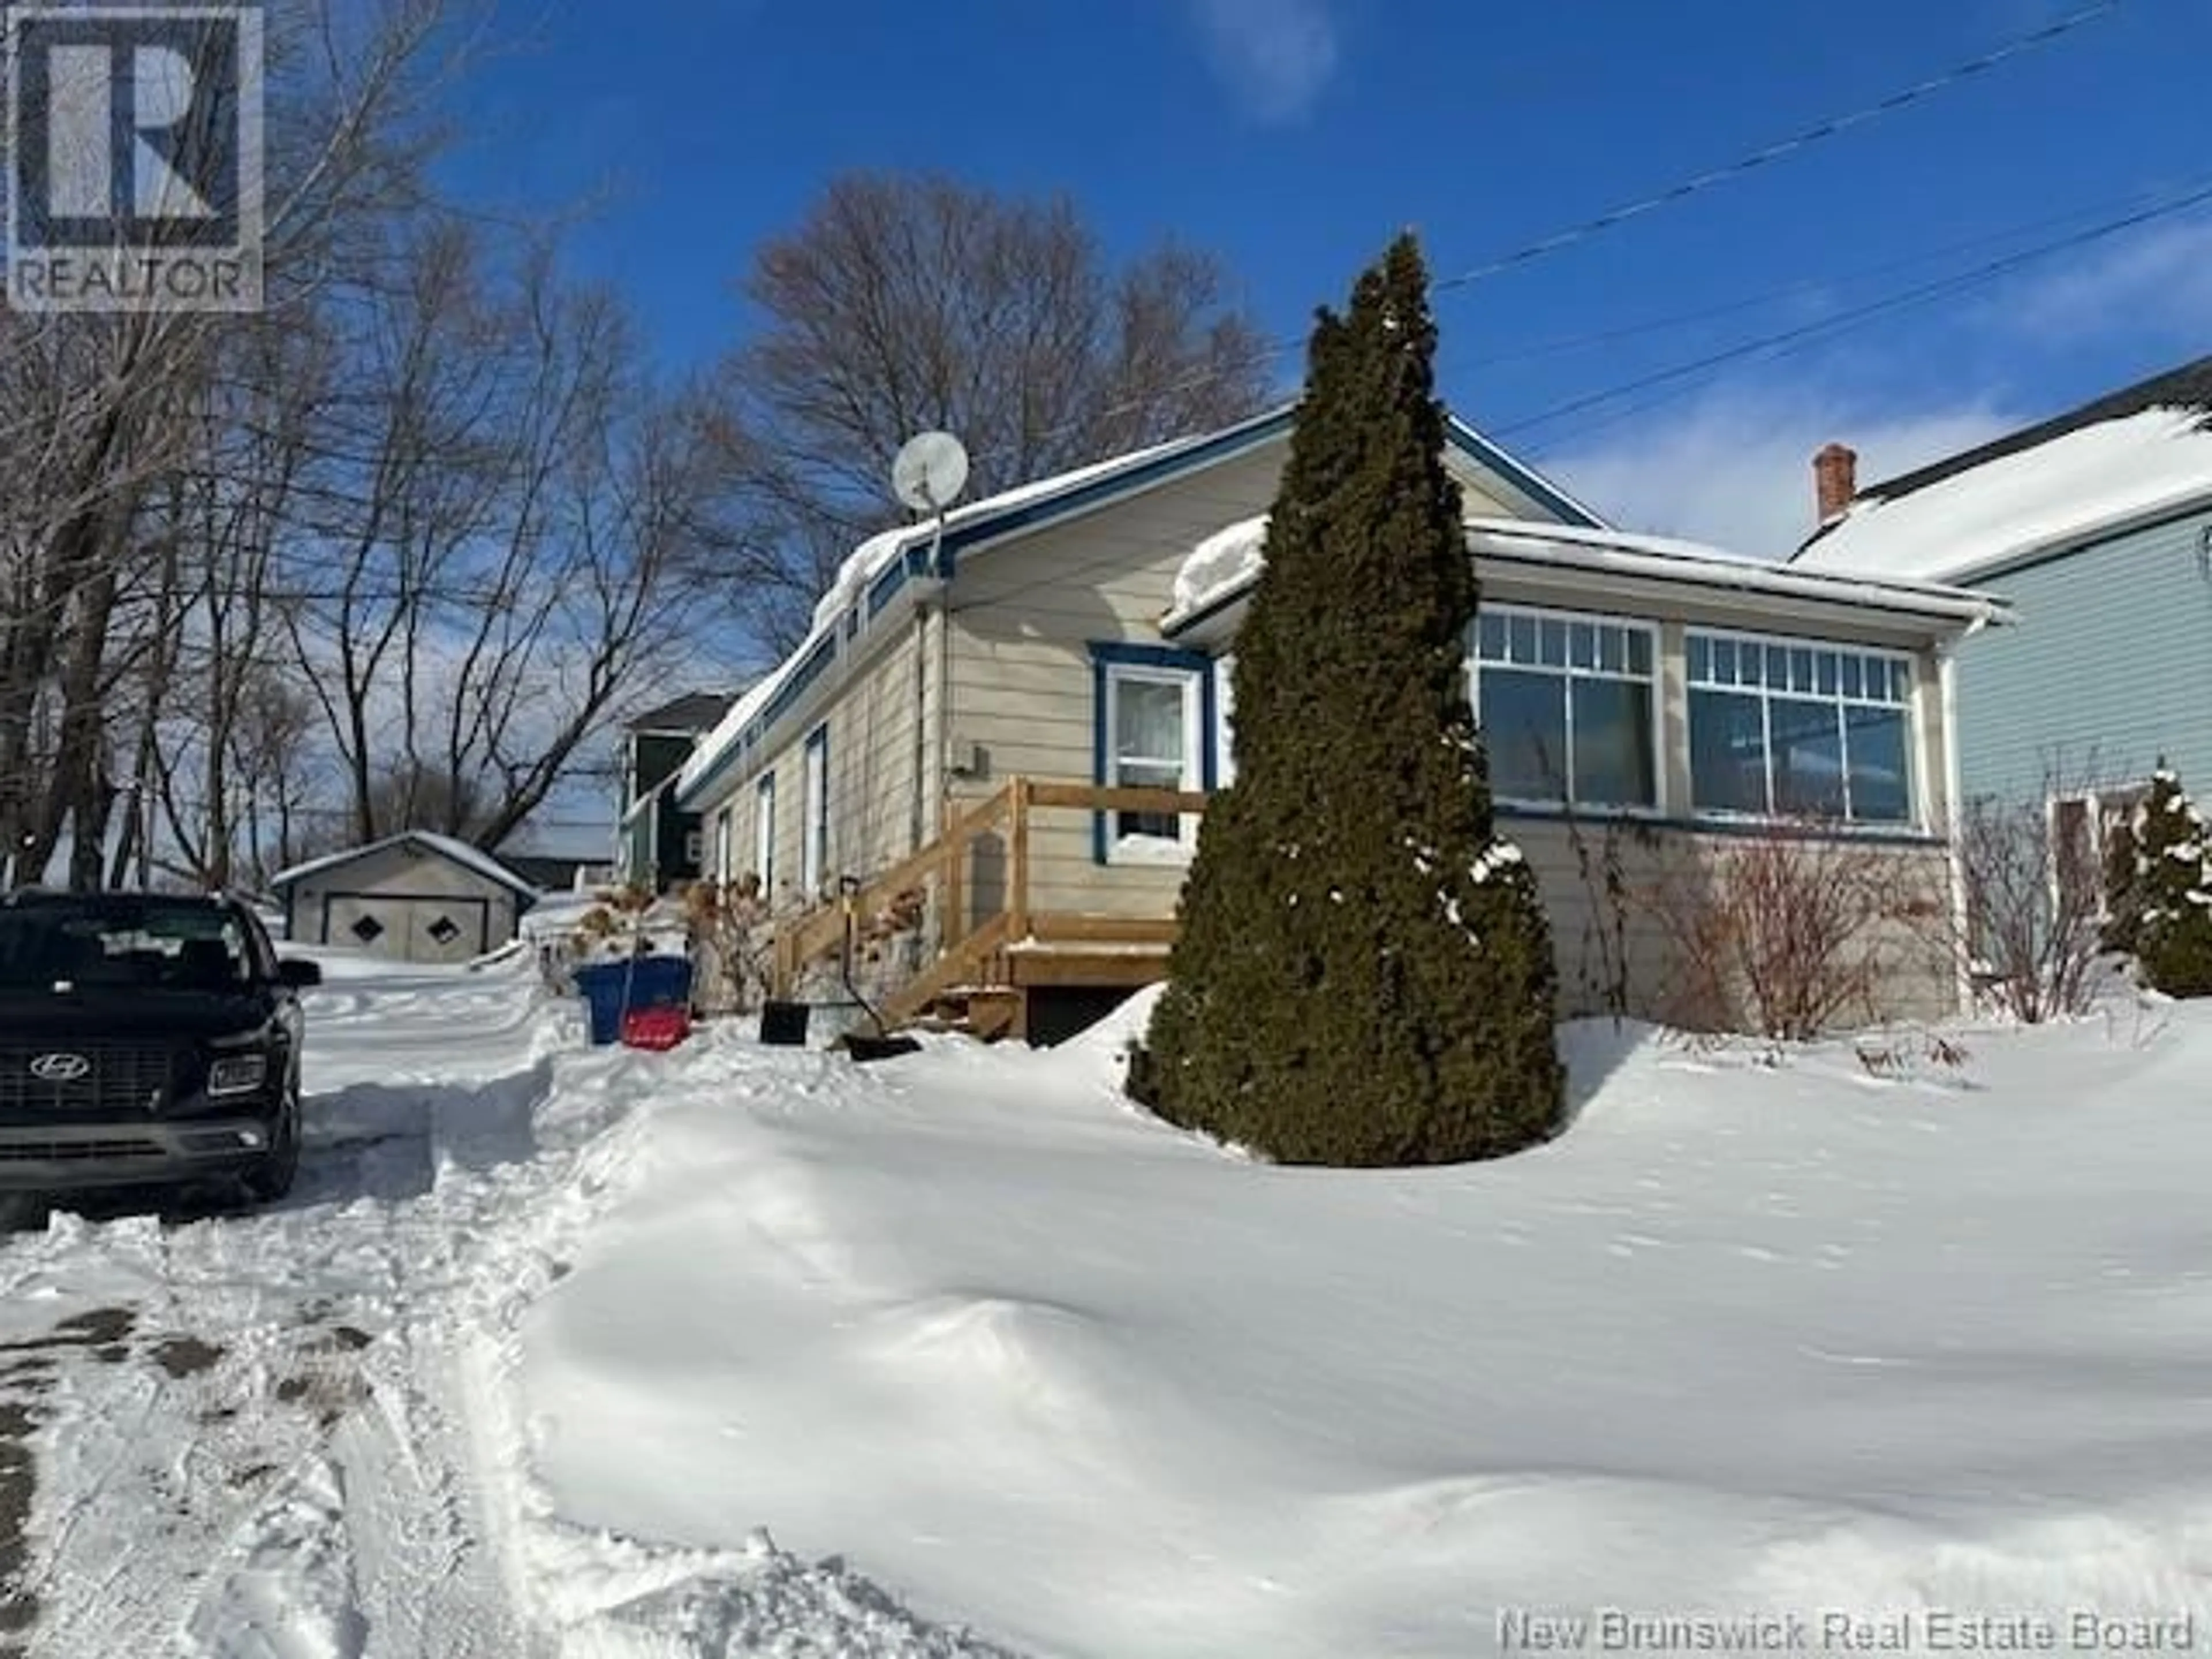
[909,511,950,857]
[938,588,953,823]
[1940,612,1993,1014]
[910,601,931,855]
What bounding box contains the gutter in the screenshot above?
[909,509,950,857]
[910,599,932,855]
[1467,533,2013,630]
[1164,537,2015,642]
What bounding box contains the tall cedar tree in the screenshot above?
[1128,235,1565,1165]
[2127,762,2212,998]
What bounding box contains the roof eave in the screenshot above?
[1165,534,2014,642]
[679,405,1606,809]
[1444,414,1609,529]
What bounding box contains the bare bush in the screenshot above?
[683,877,774,1014]
[1552,799,1660,1025]
[1641,825,1943,1041]
[1954,790,2106,1023]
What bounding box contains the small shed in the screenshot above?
[271,832,541,964]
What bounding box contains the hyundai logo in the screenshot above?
[28,1052,90,1083]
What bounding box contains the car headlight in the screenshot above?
[206,1055,268,1096]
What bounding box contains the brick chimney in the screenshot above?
[1813,442,1858,526]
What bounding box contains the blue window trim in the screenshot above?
[754,772,775,893]
[1088,642,1216,865]
[802,722,830,892]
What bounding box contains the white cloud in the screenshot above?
[1185,0,1339,124]
[1536,385,2021,558]
[1997,213,2212,346]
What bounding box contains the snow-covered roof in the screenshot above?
[1165,514,1270,627]
[270,831,541,899]
[624,690,739,735]
[676,406,1608,811]
[677,411,1301,808]
[804,428,1221,637]
[674,662,796,805]
[1794,406,2212,586]
[1471,519,2010,626]
[1162,513,2011,637]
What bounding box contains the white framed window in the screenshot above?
[1103,660,1203,861]
[714,806,733,884]
[1214,653,1237,788]
[683,828,704,870]
[2050,780,2150,915]
[1472,605,1659,810]
[801,724,830,895]
[753,773,775,893]
[1687,630,1915,825]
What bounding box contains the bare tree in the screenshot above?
[717,172,1275,645]
[279,222,751,854]
[0,0,469,890]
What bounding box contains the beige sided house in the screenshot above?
[672,406,2009,1041]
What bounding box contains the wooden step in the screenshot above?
[911,986,1023,1043]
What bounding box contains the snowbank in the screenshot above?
[510,1001,2212,1657]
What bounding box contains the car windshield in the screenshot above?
[0,904,251,993]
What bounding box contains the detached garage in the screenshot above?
[271,832,541,964]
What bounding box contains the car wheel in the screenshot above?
[240,1085,301,1205]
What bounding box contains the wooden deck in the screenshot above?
[766,779,1201,1040]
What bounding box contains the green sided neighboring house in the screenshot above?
[1789,354,2212,887]
[616,691,740,893]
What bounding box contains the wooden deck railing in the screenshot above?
[766,777,1209,1016]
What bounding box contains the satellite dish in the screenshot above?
[892,430,970,515]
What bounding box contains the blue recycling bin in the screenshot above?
[575,956,694,1047]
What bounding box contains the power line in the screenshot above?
[1432,0,2123,293]
[1497,175,2212,444]
[947,0,2124,483]
[1446,175,2194,373]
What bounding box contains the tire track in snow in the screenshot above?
[179,1048,645,1659]
[0,1050,572,1657]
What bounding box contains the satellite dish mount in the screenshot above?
[892,431,971,575]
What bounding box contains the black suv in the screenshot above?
[0,890,322,1203]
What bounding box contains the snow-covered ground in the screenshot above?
[5,960,2211,1656]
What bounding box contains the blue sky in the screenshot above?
[442,0,2212,555]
